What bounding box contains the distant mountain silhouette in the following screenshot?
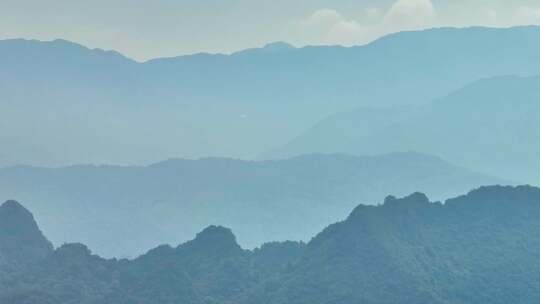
[2,26,540,166]
[268,75,540,184]
[0,152,505,257]
[4,185,540,303]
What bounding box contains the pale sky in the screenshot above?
[2,0,540,61]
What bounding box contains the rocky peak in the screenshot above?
[0,200,54,271]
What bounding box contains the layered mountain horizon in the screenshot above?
[4,2,540,303]
[3,184,540,303]
[0,151,506,257]
[3,26,540,169]
[266,74,540,183]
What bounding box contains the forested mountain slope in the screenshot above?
[3,185,540,303]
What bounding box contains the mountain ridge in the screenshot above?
[0,152,507,257]
[267,74,540,183]
[7,25,538,62]
[3,26,540,166]
[4,185,540,303]
[0,200,53,273]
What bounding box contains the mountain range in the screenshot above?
[0,152,504,257]
[267,75,540,184]
[2,26,540,166]
[3,185,540,303]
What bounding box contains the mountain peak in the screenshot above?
[1,199,29,213]
[384,192,431,206]
[262,41,295,51]
[55,243,92,259]
[194,225,237,244]
[0,200,38,227]
[184,226,242,254]
[0,200,54,270]
[446,185,540,209]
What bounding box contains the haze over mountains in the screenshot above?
[2,26,540,167]
[3,13,540,303]
[3,185,540,304]
[0,152,504,257]
[268,75,540,183]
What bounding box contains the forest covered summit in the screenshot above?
[3,185,540,303]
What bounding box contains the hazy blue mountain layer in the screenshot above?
[268,75,540,184]
[3,185,540,303]
[2,26,540,166]
[0,152,504,257]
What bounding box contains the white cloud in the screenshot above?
[326,20,369,45]
[382,0,437,32]
[300,0,438,47]
[301,9,369,46]
[306,9,345,28]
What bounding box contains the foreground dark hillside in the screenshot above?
[0,152,503,257]
[255,186,540,303]
[3,185,540,303]
[0,201,52,274]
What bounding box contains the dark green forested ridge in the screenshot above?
[0,200,53,274]
[3,185,540,303]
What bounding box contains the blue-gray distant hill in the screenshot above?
[2,26,540,166]
[0,152,504,257]
[267,75,540,184]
